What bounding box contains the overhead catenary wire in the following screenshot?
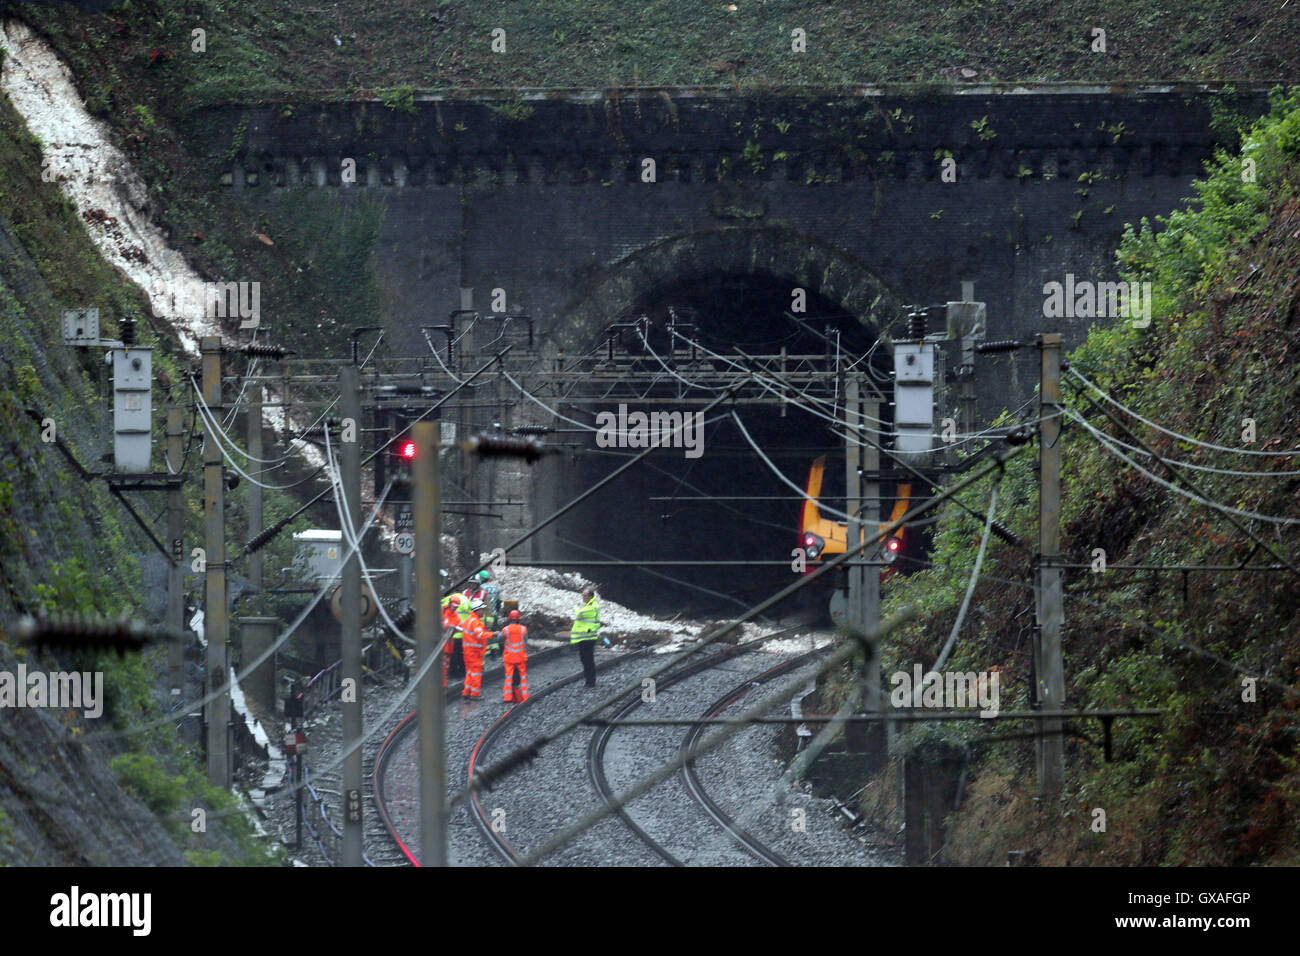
[671,327,1034,448]
[193,386,331,491]
[323,426,416,646]
[1066,409,1300,529]
[729,411,856,523]
[1071,368,1300,456]
[83,476,396,743]
[889,551,1300,701]
[238,347,514,558]
[1072,424,1300,477]
[920,479,1000,691]
[454,445,1027,817]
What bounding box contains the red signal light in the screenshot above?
[398,439,417,460]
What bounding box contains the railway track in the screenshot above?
[377,638,868,867]
[467,652,649,864]
[590,646,822,866]
[585,645,750,866]
[678,651,822,866]
[372,642,572,864]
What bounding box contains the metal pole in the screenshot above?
[862,396,882,740]
[340,363,364,866]
[1035,333,1065,795]
[201,337,230,788]
[166,407,185,698]
[247,385,264,594]
[413,421,446,865]
[845,377,864,634]
[294,754,303,849]
[960,336,977,438]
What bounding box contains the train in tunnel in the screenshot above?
[798,455,924,624]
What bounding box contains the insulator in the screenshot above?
[462,434,550,463]
[976,339,1023,354]
[241,343,289,359]
[907,311,927,340]
[1004,426,1034,446]
[990,520,1022,547]
[119,315,137,346]
[15,613,176,653]
[511,424,552,436]
[246,519,287,554]
[391,606,415,630]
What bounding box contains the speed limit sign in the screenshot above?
[393,532,415,556]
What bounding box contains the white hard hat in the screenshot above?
[470,598,486,612]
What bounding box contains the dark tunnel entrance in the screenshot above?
[550,272,899,622]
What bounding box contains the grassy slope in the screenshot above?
[0,90,280,865]
[18,0,1300,103]
[12,1,1295,361]
[873,90,1300,865]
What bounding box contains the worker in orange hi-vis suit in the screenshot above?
[460,598,489,698]
[440,595,462,688]
[501,609,530,703]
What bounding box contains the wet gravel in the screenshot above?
[694,656,901,867]
[599,649,782,865]
[369,642,899,867]
[261,669,418,867]
[466,651,667,866]
[381,646,652,865]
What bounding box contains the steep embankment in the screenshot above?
[0,74,276,864]
[870,89,1300,865]
[15,0,1300,100]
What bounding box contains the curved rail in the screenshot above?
[584,646,752,866]
[467,652,647,865]
[372,643,570,865]
[678,651,822,866]
[588,645,816,867]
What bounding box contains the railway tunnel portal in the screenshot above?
[200,85,1270,613]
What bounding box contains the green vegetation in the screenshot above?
[15,1,1298,105]
[0,91,279,865]
[378,86,418,114]
[969,115,996,141]
[486,99,536,123]
[111,753,282,866]
[870,88,1300,865]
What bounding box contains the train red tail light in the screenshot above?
[802,532,825,561]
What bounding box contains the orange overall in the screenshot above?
[441,602,461,688]
[501,623,529,703]
[460,612,487,698]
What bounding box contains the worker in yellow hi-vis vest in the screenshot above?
[569,588,605,688]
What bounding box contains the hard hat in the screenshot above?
[478,570,491,582]
[508,609,520,621]
[470,598,486,612]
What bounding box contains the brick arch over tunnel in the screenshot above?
[549,227,903,350]
[528,226,906,621]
